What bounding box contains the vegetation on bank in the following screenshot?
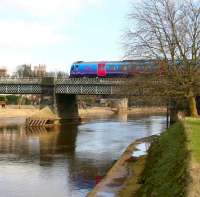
[186,118,200,163]
[136,122,188,197]
[125,0,200,117]
[88,118,200,196]
[185,118,200,197]
[129,118,200,197]
[0,95,32,105]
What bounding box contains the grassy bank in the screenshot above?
[87,118,200,196]
[136,122,188,197]
[186,118,200,162]
[185,118,200,196]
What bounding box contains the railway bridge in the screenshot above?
[0,77,132,120]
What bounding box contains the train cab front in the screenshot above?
[70,63,79,78]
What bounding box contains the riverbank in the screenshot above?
[88,118,200,196]
[135,122,188,196]
[87,122,188,196]
[79,106,166,118]
[128,106,166,115]
[79,107,115,118]
[0,106,166,118]
[0,106,39,118]
[87,136,155,197]
[136,118,200,197]
[185,118,200,196]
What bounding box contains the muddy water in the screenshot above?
[0,114,166,197]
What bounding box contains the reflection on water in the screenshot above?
[132,142,151,157]
[0,114,166,197]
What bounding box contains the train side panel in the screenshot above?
[80,63,97,77]
[105,62,129,77]
[69,60,159,78]
[70,63,97,77]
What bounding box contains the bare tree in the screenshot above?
[124,0,200,117]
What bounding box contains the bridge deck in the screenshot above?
[0,77,127,95]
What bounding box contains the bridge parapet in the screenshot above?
[0,77,42,84]
[55,78,127,85]
[0,77,128,95]
[0,77,127,85]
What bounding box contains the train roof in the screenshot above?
[72,60,155,64]
[73,61,123,64]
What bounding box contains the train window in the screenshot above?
[121,65,127,71]
[109,65,115,71]
[73,64,79,71]
[71,65,74,70]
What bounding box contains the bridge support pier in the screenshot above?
[40,77,80,123]
[40,77,55,111]
[55,94,80,122]
[116,98,128,113]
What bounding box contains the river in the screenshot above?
[0,114,166,197]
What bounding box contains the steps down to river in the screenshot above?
[25,107,59,127]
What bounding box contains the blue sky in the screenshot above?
[0,0,132,74]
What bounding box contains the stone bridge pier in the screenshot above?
[55,94,79,122]
[116,98,128,113]
[110,98,128,113]
[40,77,79,122]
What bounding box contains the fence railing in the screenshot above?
[0,77,43,84]
[55,78,127,85]
[0,77,128,85]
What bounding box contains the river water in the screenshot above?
[0,114,166,197]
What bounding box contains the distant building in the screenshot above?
[0,68,7,77]
[33,64,46,77]
[56,71,69,78]
[16,64,32,77]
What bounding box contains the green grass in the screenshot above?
[185,118,200,163]
[137,122,188,197]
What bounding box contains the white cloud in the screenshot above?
[0,51,33,73]
[0,21,71,48]
[0,0,103,19]
[0,0,104,49]
[0,0,104,73]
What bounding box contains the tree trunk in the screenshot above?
[188,96,198,117]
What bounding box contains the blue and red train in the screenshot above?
[69,60,159,78]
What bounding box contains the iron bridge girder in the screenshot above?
[0,78,125,95]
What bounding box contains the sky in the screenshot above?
[0,0,132,74]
